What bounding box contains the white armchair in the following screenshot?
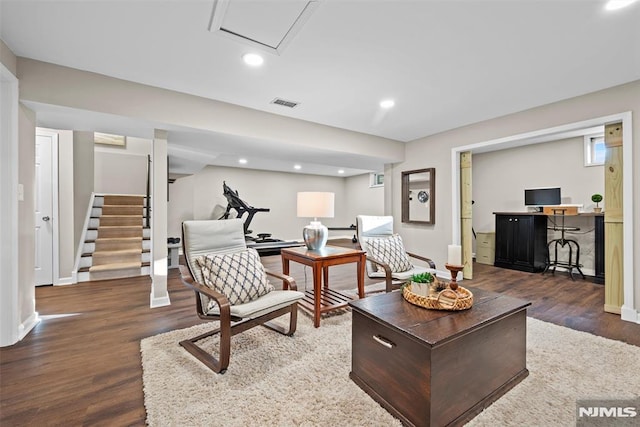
[356,215,436,293]
[179,218,304,373]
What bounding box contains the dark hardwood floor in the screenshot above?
[1,239,638,425]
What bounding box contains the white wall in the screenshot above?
[192,166,349,242]
[18,103,36,335]
[473,136,604,231]
[94,137,151,195]
[167,174,194,240]
[0,49,20,347]
[73,131,94,255]
[344,173,385,223]
[167,167,386,243]
[395,79,639,317]
[472,136,605,275]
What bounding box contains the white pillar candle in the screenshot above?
[447,244,462,265]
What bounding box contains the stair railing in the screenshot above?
[146,154,151,228]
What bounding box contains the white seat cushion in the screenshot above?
[367,265,436,281]
[206,290,305,319]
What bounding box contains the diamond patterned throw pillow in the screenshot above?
[366,234,413,273]
[196,248,274,305]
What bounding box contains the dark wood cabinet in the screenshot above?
[494,213,548,273]
[594,214,605,284]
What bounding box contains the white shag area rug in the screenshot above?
[141,313,640,427]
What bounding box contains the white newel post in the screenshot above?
[150,129,170,308]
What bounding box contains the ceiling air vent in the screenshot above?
[271,98,299,108]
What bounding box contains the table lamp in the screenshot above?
[297,192,335,250]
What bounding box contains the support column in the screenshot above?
[604,122,623,314]
[150,129,170,308]
[460,151,473,279]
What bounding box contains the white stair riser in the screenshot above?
[76,266,151,283]
[93,196,149,208]
[83,240,150,253]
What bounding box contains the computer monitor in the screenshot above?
[524,187,561,207]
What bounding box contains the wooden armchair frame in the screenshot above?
[179,219,301,374]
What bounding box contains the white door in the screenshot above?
[35,133,54,286]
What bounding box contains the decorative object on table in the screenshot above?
[402,282,473,311]
[591,193,603,213]
[409,272,434,296]
[297,192,335,250]
[444,263,464,291]
[446,244,463,291]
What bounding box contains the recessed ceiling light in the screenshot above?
[294,164,301,170]
[338,169,345,174]
[242,53,264,67]
[605,0,637,10]
[380,99,395,109]
[238,158,248,164]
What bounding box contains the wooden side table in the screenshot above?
[281,245,365,328]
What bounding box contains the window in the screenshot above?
[584,135,605,166]
[369,172,384,188]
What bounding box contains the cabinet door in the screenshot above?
[494,215,513,266]
[511,216,534,269]
[594,215,605,283]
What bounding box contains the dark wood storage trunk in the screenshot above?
[349,289,530,427]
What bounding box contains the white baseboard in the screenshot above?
[621,306,639,324]
[19,312,40,341]
[150,294,171,308]
[54,276,74,286]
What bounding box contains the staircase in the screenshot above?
[77,194,151,282]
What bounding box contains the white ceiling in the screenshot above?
[2,0,640,177]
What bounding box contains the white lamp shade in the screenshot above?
[297,192,335,218]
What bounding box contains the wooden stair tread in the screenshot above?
[93,249,142,255]
[102,195,145,206]
[89,262,143,272]
[82,249,149,257]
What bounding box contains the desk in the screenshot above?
[349,289,530,427]
[281,245,365,328]
[493,212,604,279]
